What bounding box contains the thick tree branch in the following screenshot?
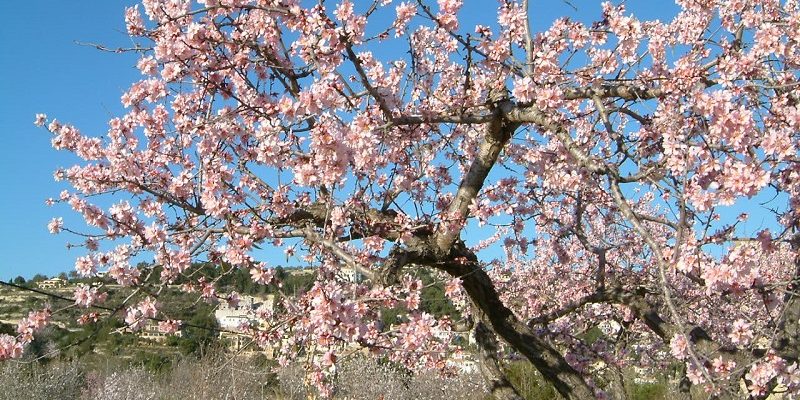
[302,228,376,281]
[434,98,520,253]
[773,236,800,363]
[387,241,596,400]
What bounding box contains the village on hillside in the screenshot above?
[0,264,479,375]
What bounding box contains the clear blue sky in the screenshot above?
[0,1,684,281]
[0,1,139,280]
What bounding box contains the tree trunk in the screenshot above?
[473,320,524,400]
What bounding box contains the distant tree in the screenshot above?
[30,274,47,283]
[232,268,253,294]
[274,266,287,281]
[133,351,171,374]
[281,272,316,297]
[175,303,219,357]
[12,276,26,286]
[178,315,219,356]
[0,323,14,336]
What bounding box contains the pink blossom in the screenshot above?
[46,118,60,133]
[444,277,462,298]
[77,312,100,325]
[670,334,689,360]
[226,292,241,308]
[74,255,97,277]
[497,2,525,43]
[250,265,275,285]
[158,320,182,334]
[394,2,416,36]
[512,76,535,103]
[437,0,462,14]
[712,357,736,375]
[535,86,563,110]
[686,362,706,385]
[138,297,158,318]
[34,113,47,127]
[47,217,63,234]
[124,5,145,35]
[757,229,775,252]
[161,62,183,81]
[17,309,51,344]
[406,291,421,310]
[108,263,140,286]
[125,297,159,331]
[436,0,462,29]
[73,284,106,308]
[0,335,23,360]
[728,319,754,345]
[321,350,337,367]
[137,56,157,75]
[746,356,783,397]
[143,223,167,245]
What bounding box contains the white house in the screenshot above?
[214,294,275,331]
[37,278,68,289]
[338,267,365,283]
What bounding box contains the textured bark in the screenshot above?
[473,321,524,400]
[774,237,800,363]
[396,96,595,398]
[605,365,630,400]
[434,99,519,253]
[397,242,596,400]
[449,259,595,400]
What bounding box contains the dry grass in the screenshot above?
[0,352,487,400]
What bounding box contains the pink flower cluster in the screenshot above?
[745,353,798,397]
[394,2,416,36]
[669,333,689,360]
[250,265,275,285]
[1,309,52,360]
[26,0,800,397]
[74,284,108,308]
[0,335,23,360]
[701,246,760,295]
[17,309,51,343]
[125,297,158,331]
[158,320,182,334]
[47,217,63,234]
[77,312,101,325]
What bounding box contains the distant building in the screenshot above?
[447,353,479,374]
[120,321,182,343]
[215,294,278,356]
[215,310,252,331]
[138,321,182,343]
[338,267,365,283]
[214,294,275,331]
[284,266,363,283]
[37,278,68,289]
[286,267,315,276]
[218,331,276,358]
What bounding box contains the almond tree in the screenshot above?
[4,1,800,398]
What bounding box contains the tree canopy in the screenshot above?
[3,1,800,398]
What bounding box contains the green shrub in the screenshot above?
[504,360,560,400]
[629,381,668,400]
